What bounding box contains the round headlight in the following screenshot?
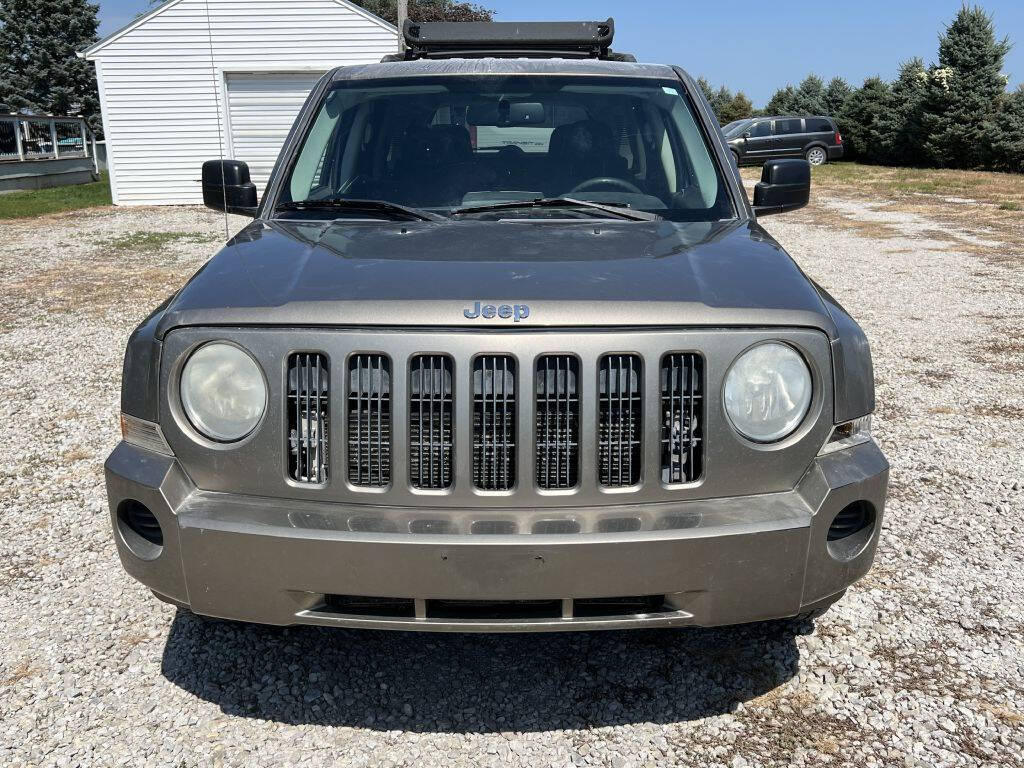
[723,342,812,443]
[180,343,266,442]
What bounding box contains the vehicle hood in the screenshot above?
[155,217,835,338]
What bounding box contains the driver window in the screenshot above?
[752,120,772,137]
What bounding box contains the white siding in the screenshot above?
[88,0,396,205]
[226,72,326,193]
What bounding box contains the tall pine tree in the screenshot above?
[0,0,101,133]
[791,74,827,115]
[988,85,1024,173]
[922,5,1011,168]
[838,77,893,164]
[880,58,929,167]
[823,77,852,117]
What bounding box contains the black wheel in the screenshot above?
[806,146,828,166]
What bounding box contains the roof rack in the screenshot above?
[384,18,636,62]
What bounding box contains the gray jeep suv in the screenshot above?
[105,20,887,632]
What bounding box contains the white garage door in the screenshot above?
[226,72,325,193]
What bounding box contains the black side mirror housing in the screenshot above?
[742,131,751,138]
[753,159,810,216]
[202,159,258,217]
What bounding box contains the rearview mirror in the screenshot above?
[752,159,810,216]
[202,159,258,217]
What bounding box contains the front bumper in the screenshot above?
[105,440,888,632]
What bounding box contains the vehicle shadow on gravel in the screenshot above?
[161,611,808,731]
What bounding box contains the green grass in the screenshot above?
[96,230,221,253]
[0,172,112,219]
[998,201,1021,211]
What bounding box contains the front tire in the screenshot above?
[806,146,828,166]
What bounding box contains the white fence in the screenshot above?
[0,115,91,162]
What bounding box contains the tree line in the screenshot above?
[698,5,1023,173]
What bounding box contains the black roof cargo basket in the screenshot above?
[386,18,636,62]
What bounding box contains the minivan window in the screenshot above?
[751,120,772,137]
[807,119,833,133]
[279,75,735,222]
[774,118,804,135]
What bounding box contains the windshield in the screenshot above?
[277,75,734,222]
[722,119,754,137]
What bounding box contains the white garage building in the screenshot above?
[82,0,397,205]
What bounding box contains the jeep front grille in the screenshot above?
[410,354,454,489]
[472,355,516,491]
[598,354,642,487]
[287,353,329,484]
[535,355,580,489]
[347,353,391,487]
[280,344,706,500]
[660,353,704,484]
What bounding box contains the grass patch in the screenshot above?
[0,172,112,219]
[999,201,1021,211]
[96,230,220,254]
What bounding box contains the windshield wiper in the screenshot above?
[276,198,446,222]
[451,197,661,222]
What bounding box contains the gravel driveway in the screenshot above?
[1,193,1022,767]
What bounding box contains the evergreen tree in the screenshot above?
[0,0,101,133]
[823,77,853,117]
[791,74,827,115]
[720,91,754,123]
[348,0,493,25]
[696,76,716,106]
[880,58,929,167]
[922,5,1011,168]
[762,85,798,116]
[838,77,893,163]
[988,85,1024,173]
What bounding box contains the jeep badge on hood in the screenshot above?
[463,302,530,322]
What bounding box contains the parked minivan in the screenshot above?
[725,116,843,166]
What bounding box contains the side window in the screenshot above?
[774,118,804,135]
[808,119,833,133]
[751,120,772,137]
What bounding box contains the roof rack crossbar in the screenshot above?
[397,19,632,61]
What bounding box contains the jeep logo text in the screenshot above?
[463,301,530,322]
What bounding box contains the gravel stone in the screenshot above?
[1,196,1022,767]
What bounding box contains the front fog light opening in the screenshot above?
[116,499,163,560]
[826,500,876,561]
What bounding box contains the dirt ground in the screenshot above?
[1,172,1022,767]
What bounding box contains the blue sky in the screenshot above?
[96,0,1024,106]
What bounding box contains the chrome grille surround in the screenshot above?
[535,354,580,490]
[160,328,834,530]
[409,354,454,490]
[347,353,391,487]
[287,352,329,484]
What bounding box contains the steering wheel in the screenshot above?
[570,176,645,195]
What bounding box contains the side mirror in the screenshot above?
[202,159,258,217]
[753,159,810,216]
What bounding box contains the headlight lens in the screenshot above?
[180,343,266,442]
[724,342,812,442]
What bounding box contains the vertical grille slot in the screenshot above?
[287,353,329,484]
[410,355,454,489]
[472,355,516,490]
[535,355,580,489]
[347,354,391,487]
[598,354,642,487]
[660,353,704,484]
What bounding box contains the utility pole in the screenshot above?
[397,0,408,52]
